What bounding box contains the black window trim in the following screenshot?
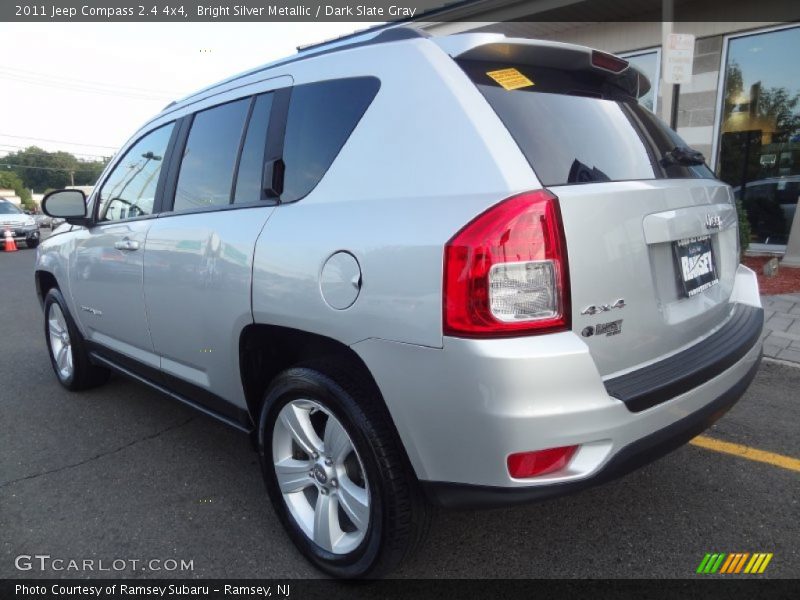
[263,86,292,202]
[91,120,180,226]
[102,76,380,222]
[228,96,258,204]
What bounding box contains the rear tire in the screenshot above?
[44,288,110,391]
[257,359,430,578]
[26,238,40,249]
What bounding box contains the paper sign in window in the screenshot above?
[486,68,534,91]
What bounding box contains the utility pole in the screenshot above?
[69,170,75,187]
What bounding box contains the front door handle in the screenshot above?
[114,239,140,251]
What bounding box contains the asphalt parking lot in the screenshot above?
[1,238,798,579]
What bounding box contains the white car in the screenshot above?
[0,199,40,248]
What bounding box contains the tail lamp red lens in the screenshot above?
[507,445,579,478]
[443,190,570,337]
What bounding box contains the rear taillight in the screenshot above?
[507,445,579,478]
[443,190,570,337]
[591,50,629,73]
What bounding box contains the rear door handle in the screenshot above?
[114,239,140,251]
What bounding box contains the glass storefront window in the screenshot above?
[717,26,800,246]
[623,49,660,113]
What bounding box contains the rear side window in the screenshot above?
[281,77,380,202]
[173,98,250,212]
[459,61,713,186]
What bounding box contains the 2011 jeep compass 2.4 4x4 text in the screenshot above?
[36,29,763,578]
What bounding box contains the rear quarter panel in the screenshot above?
[252,39,538,347]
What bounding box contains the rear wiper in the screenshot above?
[661,145,705,167]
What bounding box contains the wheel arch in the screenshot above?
[35,270,60,308]
[239,324,385,426]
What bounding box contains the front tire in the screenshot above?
[44,288,110,391]
[26,237,40,249]
[258,360,430,578]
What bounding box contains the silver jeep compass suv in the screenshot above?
[36,29,763,578]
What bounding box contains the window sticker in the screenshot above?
[486,68,534,90]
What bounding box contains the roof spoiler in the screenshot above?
[436,34,651,99]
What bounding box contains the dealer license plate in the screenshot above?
[673,235,719,297]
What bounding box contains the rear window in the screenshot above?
[459,61,714,186]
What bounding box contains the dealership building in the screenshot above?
[416,0,800,258]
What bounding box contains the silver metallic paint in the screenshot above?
[34,33,764,493]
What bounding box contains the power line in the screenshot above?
[0,133,118,150]
[0,71,174,101]
[1,163,100,173]
[0,64,184,97]
[0,144,111,160]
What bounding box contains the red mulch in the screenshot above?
[743,256,800,295]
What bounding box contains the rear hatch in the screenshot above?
[450,38,739,377]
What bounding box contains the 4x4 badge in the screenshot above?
[581,298,625,316]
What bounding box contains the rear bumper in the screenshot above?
[605,303,763,413]
[422,353,760,508]
[352,269,763,502]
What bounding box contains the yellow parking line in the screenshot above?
[690,435,800,473]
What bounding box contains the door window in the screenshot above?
[173,98,250,212]
[97,123,174,222]
[233,93,274,204]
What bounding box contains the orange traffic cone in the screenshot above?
[4,230,18,252]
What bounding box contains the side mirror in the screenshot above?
[42,189,91,227]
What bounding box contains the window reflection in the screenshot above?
[174,98,250,211]
[233,93,273,204]
[624,50,660,113]
[98,124,173,222]
[718,26,800,245]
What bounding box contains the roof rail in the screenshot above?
[297,26,429,54]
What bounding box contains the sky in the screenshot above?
[727,26,800,93]
[0,22,379,162]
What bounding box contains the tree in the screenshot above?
[0,146,111,193]
[756,86,800,144]
[0,170,33,209]
[717,60,800,252]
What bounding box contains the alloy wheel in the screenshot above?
[272,399,370,555]
[48,303,74,381]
